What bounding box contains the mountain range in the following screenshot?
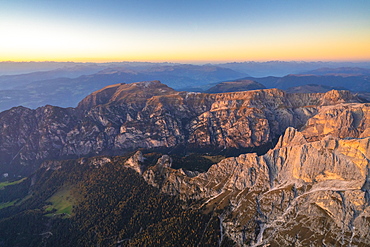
[0,64,246,112]
[1,65,370,245]
[0,80,362,177]
[0,81,370,245]
[1,65,370,113]
[1,62,370,112]
[217,61,370,77]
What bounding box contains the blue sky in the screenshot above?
[1,0,370,62]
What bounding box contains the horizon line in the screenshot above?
[1,59,370,64]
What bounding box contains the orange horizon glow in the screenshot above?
[2,35,369,63]
[2,36,370,64]
[2,1,370,65]
[0,52,370,63]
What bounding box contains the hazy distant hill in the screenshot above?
[286,84,347,93]
[238,73,370,92]
[303,67,370,76]
[0,65,106,90]
[234,76,280,88]
[0,61,82,76]
[217,61,370,77]
[205,79,266,93]
[2,62,370,112]
[272,74,370,91]
[0,64,245,112]
[0,61,180,76]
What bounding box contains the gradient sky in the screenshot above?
[1,0,370,63]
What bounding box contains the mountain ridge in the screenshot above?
[119,126,370,245]
[0,81,362,177]
[205,79,266,93]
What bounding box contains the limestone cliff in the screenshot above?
[301,103,370,141]
[0,81,361,175]
[132,127,370,246]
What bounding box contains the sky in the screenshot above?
[1,0,370,63]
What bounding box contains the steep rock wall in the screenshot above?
[0,81,361,175]
[137,127,370,246]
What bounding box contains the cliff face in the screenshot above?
[301,102,370,141]
[0,81,362,175]
[135,127,370,246]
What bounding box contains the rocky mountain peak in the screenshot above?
[321,89,358,105]
[77,80,176,111]
[274,127,307,149]
[132,127,370,245]
[156,155,172,169]
[301,102,370,141]
[124,151,144,174]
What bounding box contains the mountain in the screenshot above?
[205,79,266,93]
[0,61,84,76]
[1,81,370,246]
[0,81,361,177]
[217,61,370,77]
[273,74,370,91]
[138,127,370,246]
[239,73,370,93]
[303,67,370,76]
[286,84,347,93]
[0,64,245,112]
[3,62,370,112]
[0,61,180,76]
[0,64,106,90]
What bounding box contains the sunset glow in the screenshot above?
[1,0,370,63]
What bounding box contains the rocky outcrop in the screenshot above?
[301,103,370,141]
[0,81,362,175]
[133,127,370,246]
[124,151,144,174]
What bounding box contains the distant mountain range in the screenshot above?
[285,84,347,93]
[0,64,245,112]
[237,68,370,92]
[0,61,367,76]
[0,61,181,76]
[217,61,370,77]
[303,67,370,76]
[1,62,370,112]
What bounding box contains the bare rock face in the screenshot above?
[124,151,144,174]
[137,127,370,246]
[301,103,370,141]
[273,126,307,149]
[0,82,362,175]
